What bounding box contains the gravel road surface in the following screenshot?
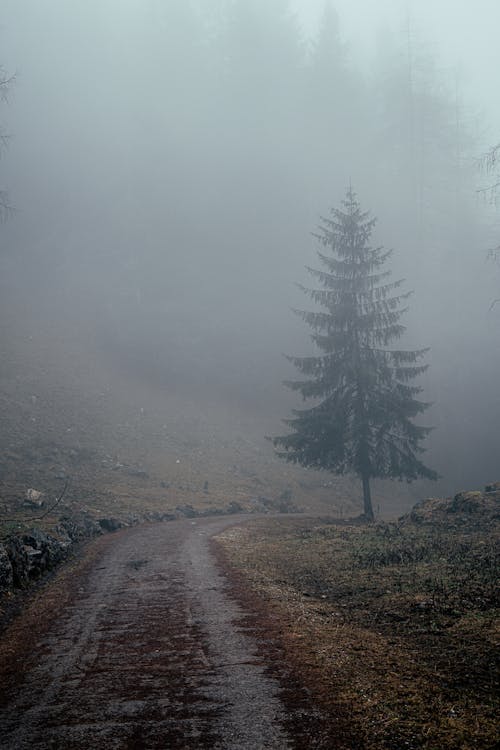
[0,517,297,749]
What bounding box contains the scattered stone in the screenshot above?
[161,512,177,522]
[406,487,500,527]
[248,495,299,514]
[176,504,199,518]
[123,467,148,479]
[4,536,30,587]
[21,529,69,577]
[58,515,102,542]
[257,496,273,510]
[2,530,67,587]
[450,491,483,513]
[25,488,43,502]
[485,481,500,493]
[227,501,244,514]
[98,518,124,533]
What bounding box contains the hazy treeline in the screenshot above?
[0,0,499,492]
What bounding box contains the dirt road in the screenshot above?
[0,517,313,749]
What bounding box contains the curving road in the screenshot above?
[0,517,297,749]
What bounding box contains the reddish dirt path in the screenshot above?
[0,517,297,749]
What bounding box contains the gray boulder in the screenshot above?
[3,529,70,586]
[58,515,102,542]
[21,529,69,575]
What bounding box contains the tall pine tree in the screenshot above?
[273,190,437,519]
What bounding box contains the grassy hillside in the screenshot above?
[0,301,364,528]
[0,283,435,528]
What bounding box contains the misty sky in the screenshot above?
[2,1,500,130]
[1,0,499,497]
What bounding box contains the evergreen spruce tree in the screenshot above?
[273,190,437,520]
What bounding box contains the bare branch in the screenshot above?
[477,180,500,195]
[478,142,500,172]
[477,143,500,201]
[0,70,15,100]
[479,144,500,310]
[37,479,71,520]
[1,479,71,524]
[0,69,15,220]
[0,189,13,222]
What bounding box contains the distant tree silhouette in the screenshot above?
[479,141,500,307]
[0,68,14,222]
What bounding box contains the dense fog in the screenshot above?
[1,0,499,501]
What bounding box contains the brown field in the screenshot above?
[216,490,500,749]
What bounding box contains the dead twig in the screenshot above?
[1,479,71,524]
[37,478,71,519]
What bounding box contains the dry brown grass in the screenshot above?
[216,493,499,749]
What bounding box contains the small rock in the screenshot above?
[176,504,198,518]
[124,467,148,479]
[227,501,243,514]
[4,537,29,587]
[58,515,102,541]
[24,488,45,508]
[98,518,123,533]
[26,489,43,502]
[485,481,500,493]
[450,491,483,513]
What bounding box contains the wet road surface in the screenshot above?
[0,517,295,749]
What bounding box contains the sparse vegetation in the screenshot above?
[217,487,500,749]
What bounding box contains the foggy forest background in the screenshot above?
[1,0,499,508]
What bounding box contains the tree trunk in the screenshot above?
[362,473,374,521]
